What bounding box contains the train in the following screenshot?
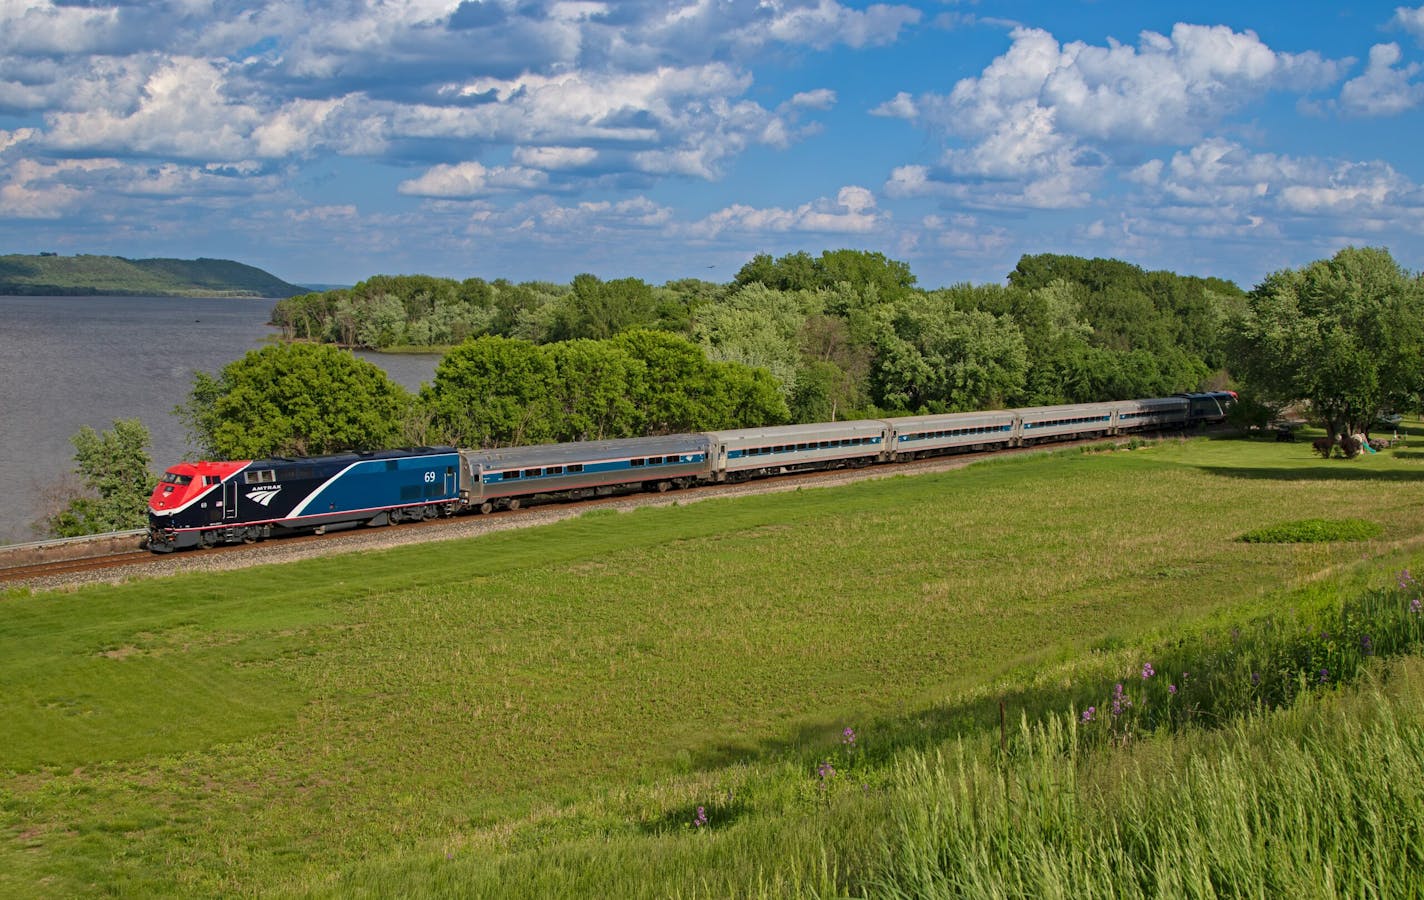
[145,391,1236,552]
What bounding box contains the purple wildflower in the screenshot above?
[1168,683,1178,695]
[1251,671,1261,685]
[1361,634,1374,655]
[1111,683,1132,717]
[1411,597,1422,615]
[1081,706,1096,723]
[842,727,857,746]
[817,761,835,781]
[1141,662,1155,679]
[1399,569,1417,592]
[693,806,708,828]
[1319,667,1330,683]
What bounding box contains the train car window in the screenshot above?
[547,465,564,475]
[630,458,645,467]
[523,468,542,478]
[203,475,221,485]
[244,470,276,485]
[568,464,584,473]
[504,470,521,480]
[648,456,664,465]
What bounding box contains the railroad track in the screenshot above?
[0,550,159,584]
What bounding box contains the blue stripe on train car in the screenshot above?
[292,452,461,516]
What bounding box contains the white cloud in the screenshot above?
[762,0,921,49]
[0,127,35,153]
[1131,138,1423,223]
[687,185,885,238]
[43,57,264,159]
[785,88,837,110]
[928,24,1343,146]
[870,91,917,119]
[1338,43,1424,116]
[513,146,599,169]
[0,157,119,218]
[0,1,121,56]
[921,213,1010,254]
[1393,5,1424,42]
[399,161,548,197]
[879,22,1347,213]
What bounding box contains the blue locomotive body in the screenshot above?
[147,447,461,551]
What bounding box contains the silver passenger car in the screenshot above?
[1016,401,1119,442]
[460,433,714,509]
[887,410,1018,458]
[1114,396,1189,431]
[704,420,890,478]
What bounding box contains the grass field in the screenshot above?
[4,432,1424,895]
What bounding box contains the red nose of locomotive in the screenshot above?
[149,461,249,514]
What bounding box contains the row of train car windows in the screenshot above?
[744,437,874,456]
[499,455,694,480]
[1024,415,1111,429]
[902,425,1011,441]
[502,463,583,480]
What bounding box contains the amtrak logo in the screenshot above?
[246,486,282,507]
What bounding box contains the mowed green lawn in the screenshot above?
[4,434,1424,895]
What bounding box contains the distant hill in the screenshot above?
[0,254,305,298]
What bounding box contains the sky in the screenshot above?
[2,1,1422,290]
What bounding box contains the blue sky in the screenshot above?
[2,1,1421,290]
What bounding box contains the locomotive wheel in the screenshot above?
[507,498,521,511]
[478,501,493,515]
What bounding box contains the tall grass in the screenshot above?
[876,669,1424,898]
[872,576,1424,898]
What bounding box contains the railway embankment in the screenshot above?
[0,530,144,571]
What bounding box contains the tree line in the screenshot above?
[41,247,1424,538]
[270,249,1246,421]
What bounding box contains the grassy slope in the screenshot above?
[0,254,302,297]
[3,435,1424,895]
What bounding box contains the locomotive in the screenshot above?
[146,392,1235,552]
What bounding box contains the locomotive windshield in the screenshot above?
[160,472,193,485]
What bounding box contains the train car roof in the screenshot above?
[703,419,888,442]
[245,446,459,468]
[886,409,1016,428]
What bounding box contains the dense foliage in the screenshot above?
[46,418,155,536]
[0,254,302,298]
[271,250,1246,423]
[175,343,416,459]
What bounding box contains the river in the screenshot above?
[0,296,439,545]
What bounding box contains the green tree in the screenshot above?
[1230,247,1424,442]
[47,419,155,536]
[549,274,657,340]
[872,302,1028,413]
[614,329,787,433]
[544,339,640,441]
[177,344,412,458]
[421,336,556,447]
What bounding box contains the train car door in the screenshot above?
[224,478,238,520]
[445,465,456,497]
